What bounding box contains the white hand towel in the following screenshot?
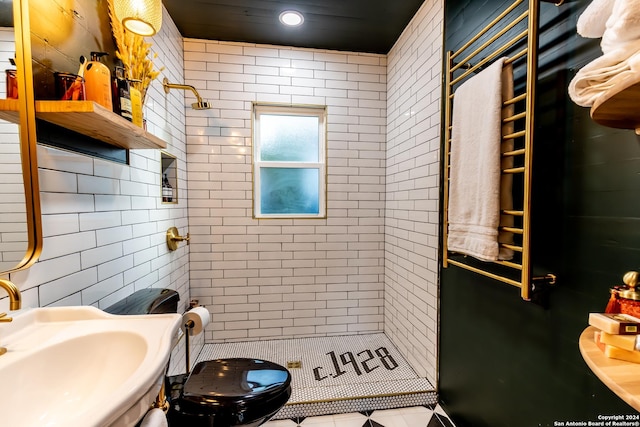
[569,0,640,107]
[447,58,513,262]
[577,0,615,39]
[568,42,640,107]
[601,0,640,54]
[139,408,168,427]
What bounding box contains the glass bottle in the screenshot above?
[162,174,173,202]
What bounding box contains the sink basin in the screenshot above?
[0,306,181,427]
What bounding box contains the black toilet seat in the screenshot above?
[168,358,292,427]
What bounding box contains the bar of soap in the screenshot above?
[600,331,640,351]
[588,313,640,335]
[605,344,640,364]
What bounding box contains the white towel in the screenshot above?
[569,0,640,107]
[448,58,514,262]
[568,44,640,107]
[601,0,640,54]
[577,0,615,39]
[139,408,168,427]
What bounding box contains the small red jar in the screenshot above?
[616,271,640,319]
[5,69,17,99]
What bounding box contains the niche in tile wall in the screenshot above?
[161,151,177,204]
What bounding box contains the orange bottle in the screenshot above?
[83,52,113,110]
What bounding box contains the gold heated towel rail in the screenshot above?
[443,0,550,301]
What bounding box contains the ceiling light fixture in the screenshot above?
[279,10,304,27]
[114,0,163,36]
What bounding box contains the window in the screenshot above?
[252,104,327,218]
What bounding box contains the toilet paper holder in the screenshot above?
[166,227,190,251]
[182,305,210,374]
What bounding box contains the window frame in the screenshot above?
[252,103,328,219]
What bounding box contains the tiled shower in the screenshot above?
[183,40,388,342]
[182,0,443,387]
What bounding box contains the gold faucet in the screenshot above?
[0,279,21,311]
[0,279,19,356]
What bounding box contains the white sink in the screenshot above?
[0,306,181,427]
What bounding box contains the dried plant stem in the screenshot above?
[107,0,163,105]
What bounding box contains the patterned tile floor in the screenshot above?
[194,333,437,419]
[264,404,456,427]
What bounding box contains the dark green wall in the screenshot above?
[439,1,640,425]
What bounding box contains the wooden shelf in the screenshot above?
[591,74,640,135]
[0,99,166,150]
[579,326,640,411]
[0,99,20,123]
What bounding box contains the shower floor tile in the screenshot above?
[194,333,436,419]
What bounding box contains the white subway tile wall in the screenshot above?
[2,8,191,321]
[384,1,444,385]
[183,40,388,343]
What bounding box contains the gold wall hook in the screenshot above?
[166,227,190,251]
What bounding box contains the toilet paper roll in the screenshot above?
[183,306,209,336]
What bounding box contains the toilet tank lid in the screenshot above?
[103,288,180,315]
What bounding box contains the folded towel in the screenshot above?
[601,0,640,54]
[448,58,514,262]
[568,42,640,107]
[140,408,168,427]
[569,0,640,107]
[577,0,615,39]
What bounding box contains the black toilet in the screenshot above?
[104,288,292,427]
[167,358,291,427]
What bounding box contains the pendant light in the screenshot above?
[114,0,163,36]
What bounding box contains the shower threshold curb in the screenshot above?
[273,389,438,419]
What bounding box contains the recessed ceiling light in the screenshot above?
[279,10,304,27]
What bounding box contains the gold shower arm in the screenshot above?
[162,78,211,110]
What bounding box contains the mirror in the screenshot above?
[0,0,42,276]
[0,25,28,273]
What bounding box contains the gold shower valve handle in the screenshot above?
[166,227,190,251]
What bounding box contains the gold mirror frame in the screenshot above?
[3,0,43,275]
